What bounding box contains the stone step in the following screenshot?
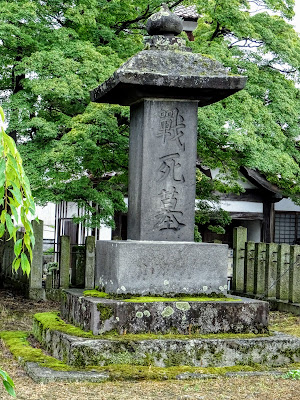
[33,313,300,369]
[61,289,269,335]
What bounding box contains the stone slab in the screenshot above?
[61,289,269,335]
[24,362,109,383]
[33,315,300,368]
[90,50,246,106]
[128,99,198,241]
[95,240,228,295]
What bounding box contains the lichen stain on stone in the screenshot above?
[175,302,191,311]
[136,311,144,318]
[161,306,174,317]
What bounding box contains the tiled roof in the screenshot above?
[174,5,199,20]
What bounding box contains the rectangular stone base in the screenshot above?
[95,240,228,295]
[61,289,269,335]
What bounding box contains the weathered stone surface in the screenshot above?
[95,241,228,295]
[60,236,70,289]
[128,100,198,241]
[232,226,247,293]
[146,4,183,36]
[24,362,109,383]
[61,289,268,335]
[277,244,290,301]
[265,243,278,298]
[245,241,255,294]
[85,236,96,289]
[90,50,246,106]
[29,220,44,300]
[289,245,300,303]
[33,315,300,368]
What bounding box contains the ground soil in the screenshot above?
[1,288,300,400]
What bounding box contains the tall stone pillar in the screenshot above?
[128,100,198,241]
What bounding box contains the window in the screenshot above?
[274,212,300,244]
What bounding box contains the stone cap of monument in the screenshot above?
[90,4,246,106]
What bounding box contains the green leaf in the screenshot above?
[0,157,5,176]
[5,213,14,236]
[0,370,8,380]
[9,203,19,223]
[0,107,4,122]
[12,257,21,271]
[21,253,30,275]
[3,380,16,397]
[14,239,23,257]
[0,223,5,238]
[9,186,23,206]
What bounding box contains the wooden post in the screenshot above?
[232,226,247,293]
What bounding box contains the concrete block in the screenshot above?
[95,240,228,295]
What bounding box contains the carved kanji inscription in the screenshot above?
[156,108,185,150]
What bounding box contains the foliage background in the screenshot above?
[0,0,299,228]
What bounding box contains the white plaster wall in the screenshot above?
[219,200,263,213]
[35,203,55,240]
[275,198,300,212]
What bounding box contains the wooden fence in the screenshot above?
[232,226,300,311]
[0,221,96,300]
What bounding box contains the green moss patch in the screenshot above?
[0,330,293,380]
[34,312,270,341]
[83,290,240,302]
[0,331,73,371]
[1,330,297,381]
[123,296,240,303]
[83,290,110,299]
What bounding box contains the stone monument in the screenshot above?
[91,4,246,296]
[61,5,268,337]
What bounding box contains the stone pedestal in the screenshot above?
[128,99,198,242]
[95,240,228,295]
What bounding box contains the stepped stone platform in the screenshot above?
[33,313,300,369]
[61,289,269,335]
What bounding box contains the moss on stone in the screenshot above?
[0,331,73,371]
[34,312,270,341]
[2,329,300,381]
[83,290,110,298]
[83,289,240,303]
[97,303,114,321]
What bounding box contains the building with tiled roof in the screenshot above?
[174,5,199,41]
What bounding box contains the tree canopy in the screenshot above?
[0,0,299,227]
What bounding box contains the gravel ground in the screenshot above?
[1,289,300,400]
